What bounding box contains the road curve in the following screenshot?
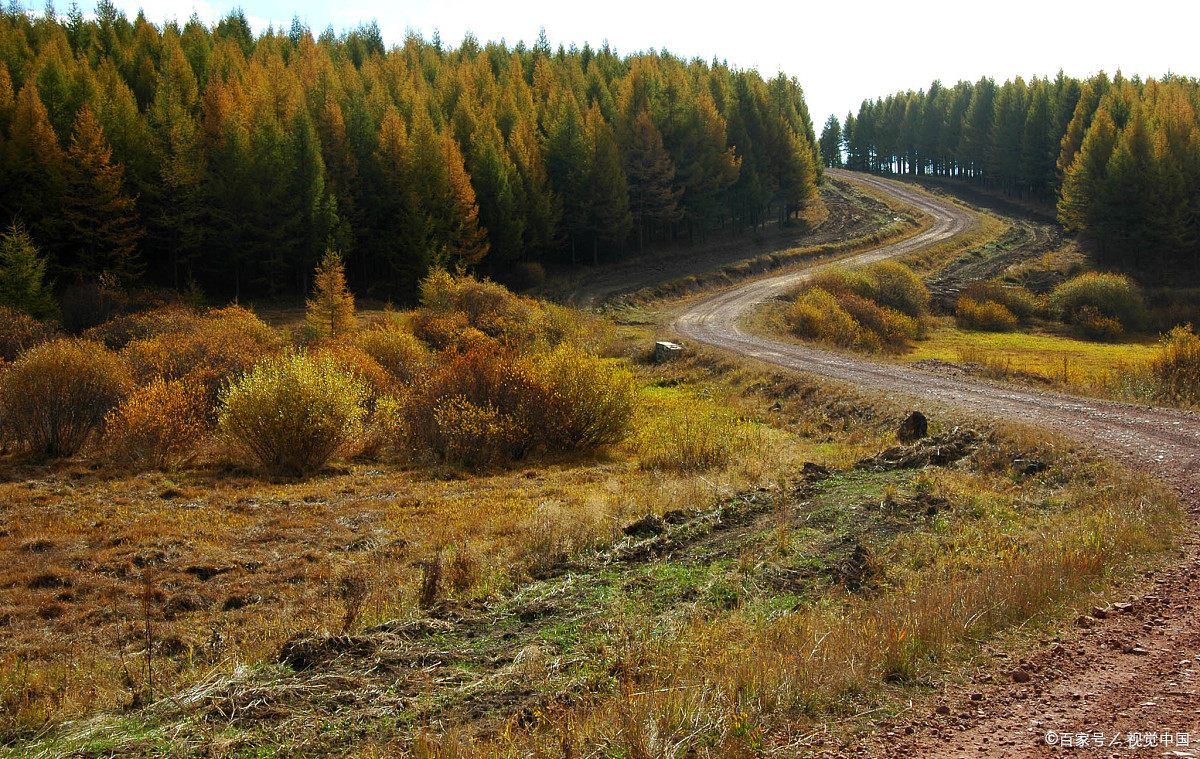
[673,170,1200,489]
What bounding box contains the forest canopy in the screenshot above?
[827,72,1200,274]
[0,3,821,301]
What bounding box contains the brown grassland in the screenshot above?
[0,182,1184,757]
[0,299,1180,758]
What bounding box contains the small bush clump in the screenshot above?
[416,270,578,350]
[429,395,523,467]
[218,351,367,475]
[354,323,431,382]
[955,297,1019,332]
[1051,272,1145,336]
[1075,305,1125,342]
[384,343,635,466]
[788,287,865,349]
[408,310,493,353]
[0,339,132,457]
[310,342,394,399]
[866,260,931,318]
[106,377,209,468]
[1144,325,1200,405]
[123,306,283,408]
[789,263,929,353]
[532,344,636,451]
[961,280,1038,320]
[0,306,57,361]
[83,305,202,350]
[806,267,878,303]
[634,391,754,471]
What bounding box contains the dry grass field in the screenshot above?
[0,281,1180,756]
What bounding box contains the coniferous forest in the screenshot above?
[0,3,822,302]
[821,73,1200,273]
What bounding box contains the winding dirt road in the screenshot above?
[673,170,1200,757]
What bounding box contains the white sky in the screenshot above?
[75,0,1200,128]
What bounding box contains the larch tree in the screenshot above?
[624,110,681,252]
[305,248,356,338]
[6,81,66,257]
[585,105,631,265]
[61,104,144,284]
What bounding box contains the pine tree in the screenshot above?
[6,81,67,257]
[625,110,681,252]
[0,62,14,134]
[0,220,56,317]
[819,115,842,168]
[1059,107,1117,237]
[543,98,591,263]
[61,104,144,284]
[584,105,631,264]
[305,249,356,338]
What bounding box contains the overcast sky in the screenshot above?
[90,0,1200,128]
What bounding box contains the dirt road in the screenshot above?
[673,170,1200,757]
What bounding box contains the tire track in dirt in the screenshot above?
[673,169,1200,758]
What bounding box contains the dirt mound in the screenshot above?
[854,428,982,471]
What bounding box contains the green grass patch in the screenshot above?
[906,320,1159,389]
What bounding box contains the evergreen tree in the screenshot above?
[543,98,591,262]
[0,220,56,317]
[61,104,144,284]
[5,81,66,258]
[584,105,631,264]
[305,248,356,338]
[625,110,681,251]
[1059,107,1117,237]
[819,114,842,168]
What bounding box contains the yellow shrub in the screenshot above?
[83,305,202,350]
[955,297,1018,332]
[807,268,878,302]
[218,351,368,475]
[0,339,132,457]
[311,342,394,398]
[530,344,636,451]
[420,269,534,326]
[381,342,632,466]
[840,293,919,349]
[353,323,430,382]
[788,288,858,346]
[408,310,494,353]
[1145,325,1200,405]
[389,347,541,465]
[123,306,283,410]
[1051,272,1145,330]
[415,270,580,350]
[788,288,880,351]
[962,280,1038,320]
[0,305,57,361]
[430,396,522,467]
[106,377,208,468]
[868,260,930,318]
[1076,305,1125,342]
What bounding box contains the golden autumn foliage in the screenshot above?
[304,250,357,339]
[788,262,929,353]
[218,351,368,475]
[955,297,1019,332]
[0,338,132,457]
[105,377,209,468]
[122,305,282,408]
[353,322,431,382]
